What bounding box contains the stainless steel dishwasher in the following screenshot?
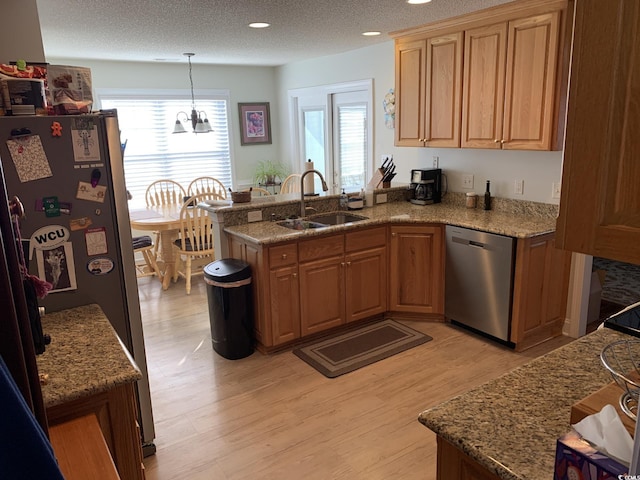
[445,225,515,344]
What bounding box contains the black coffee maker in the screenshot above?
[410,168,442,205]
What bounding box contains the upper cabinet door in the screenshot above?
[502,12,561,150]
[461,23,507,149]
[556,0,640,264]
[395,39,427,147]
[425,32,463,148]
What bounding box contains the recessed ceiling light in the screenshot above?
[407,0,432,4]
[249,22,270,29]
[362,31,381,36]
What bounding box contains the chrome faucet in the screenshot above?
[300,169,329,217]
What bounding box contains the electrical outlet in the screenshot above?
[432,156,439,168]
[247,210,262,223]
[462,174,474,189]
[376,193,388,204]
[552,182,561,199]
[514,179,524,195]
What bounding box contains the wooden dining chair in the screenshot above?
[280,174,301,194]
[145,179,186,206]
[144,180,186,259]
[172,194,216,294]
[132,235,160,278]
[187,177,227,200]
[243,187,271,197]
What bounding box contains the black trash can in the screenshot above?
[204,259,254,359]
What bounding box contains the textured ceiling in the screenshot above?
[35,0,513,66]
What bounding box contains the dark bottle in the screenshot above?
[484,180,492,211]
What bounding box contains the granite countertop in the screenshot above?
[418,327,631,479]
[223,201,558,246]
[36,304,141,408]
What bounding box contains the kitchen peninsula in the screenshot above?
[419,326,629,479]
[202,190,570,352]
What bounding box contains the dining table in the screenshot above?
[129,204,182,290]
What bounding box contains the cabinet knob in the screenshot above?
[392,232,397,237]
[500,139,506,144]
[281,254,287,259]
[292,273,297,278]
[494,139,500,143]
[346,261,351,267]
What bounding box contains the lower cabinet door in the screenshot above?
[269,265,301,345]
[299,255,345,335]
[345,246,387,322]
[389,225,444,314]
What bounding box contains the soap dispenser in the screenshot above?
[339,188,348,210]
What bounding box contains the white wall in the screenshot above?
[46,57,280,187]
[277,41,564,204]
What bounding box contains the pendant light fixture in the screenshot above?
[172,53,212,134]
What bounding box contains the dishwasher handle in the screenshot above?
[451,235,486,249]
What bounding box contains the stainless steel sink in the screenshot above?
[276,212,368,230]
[276,219,327,230]
[308,212,369,225]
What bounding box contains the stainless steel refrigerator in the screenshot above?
[0,110,155,451]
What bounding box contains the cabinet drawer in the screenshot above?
[299,234,344,262]
[346,227,386,252]
[269,243,298,268]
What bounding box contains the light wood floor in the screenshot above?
[138,275,573,480]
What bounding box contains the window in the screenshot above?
[332,93,367,192]
[98,90,232,208]
[290,80,373,194]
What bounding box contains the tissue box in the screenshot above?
[554,431,627,479]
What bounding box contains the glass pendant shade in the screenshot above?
[173,118,187,134]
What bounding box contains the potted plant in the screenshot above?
[253,160,289,185]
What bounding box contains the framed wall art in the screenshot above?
[238,102,272,145]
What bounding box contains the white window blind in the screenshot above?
[100,94,232,208]
[337,104,367,191]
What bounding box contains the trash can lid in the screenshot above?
[204,258,251,283]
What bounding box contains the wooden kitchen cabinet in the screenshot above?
[345,227,387,322]
[511,232,571,350]
[392,0,569,151]
[46,382,144,480]
[299,234,345,336]
[556,0,640,265]
[436,436,502,480]
[389,224,444,316]
[268,243,301,345]
[229,236,269,346]
[299,227,387,335]
[462,11,562,150]
[395,32,463,147]
[229,226,387,349]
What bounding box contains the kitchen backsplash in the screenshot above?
[218,186,558,227]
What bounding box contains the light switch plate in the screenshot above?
[247,210,262,222]
[552,182,561,199]
[376,193,388,204]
